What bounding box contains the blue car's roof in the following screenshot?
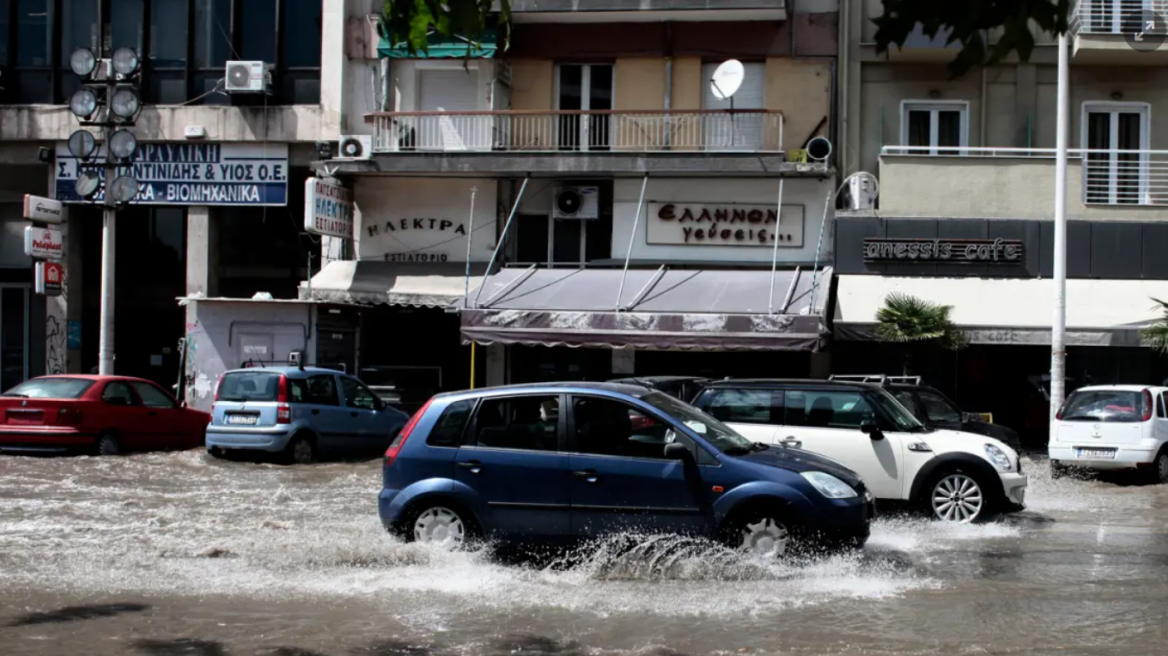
[224,366,346,377]
[433,381,654,402]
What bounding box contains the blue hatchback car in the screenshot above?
[379,382,874,559]
[207,366,409,463]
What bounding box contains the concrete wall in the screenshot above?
[510,59,556,111]
[615,58,667,110]
[766,58,833,149]
[183,301,317,412]
[612,177,834,263]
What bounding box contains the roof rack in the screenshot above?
[828,374,922,386]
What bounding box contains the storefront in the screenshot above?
[302,177,497,409]
[831,216,1168,444]
[463,176,837,383]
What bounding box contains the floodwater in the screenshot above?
[2,452,1168,656]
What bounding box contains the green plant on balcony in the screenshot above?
[875,292,967,375]
[1140,298,1168,354]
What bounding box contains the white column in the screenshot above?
[1050,32,1070,422]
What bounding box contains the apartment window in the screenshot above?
[514,215,590,267]
[556,64,613,151]
[1082,102,1149,205]
[900,101,969,154]
[0,0,320,105]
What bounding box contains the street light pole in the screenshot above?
[98,126,117,375]
[1050,31,1070,421]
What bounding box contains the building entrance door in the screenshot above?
[0,285,30,391]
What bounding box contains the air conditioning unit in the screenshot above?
[552,186,600,219]
[847,173,878,211]
[225,61,269,93]
[337,135,373,159]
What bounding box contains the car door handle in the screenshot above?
[781,438,802,449]
[457,461,483,473]
[573,469,600,483]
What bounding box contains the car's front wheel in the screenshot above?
[924,470,988,523]
[723,508,802,560]
[284,434,315,465]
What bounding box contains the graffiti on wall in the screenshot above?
[45,267,69,375]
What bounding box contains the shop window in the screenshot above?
[900,101,968,155]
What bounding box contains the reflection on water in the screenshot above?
[2,451,1168,655]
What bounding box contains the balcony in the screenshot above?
[876,146,1168,220]
[340,110,824,177]
[1069,0,1168,63]
[510,0,787,22]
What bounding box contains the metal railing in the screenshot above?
[366,110,785,153]
[882,145,1168,207]
[1070,0,1168,35]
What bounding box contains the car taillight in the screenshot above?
[214,374,225,401]
[1143,389,1154,421]
[57,408,83,426]
[277,375,288,403]
[1055,404,1064,420]
[277,404,291,424]
[385,399,432,467]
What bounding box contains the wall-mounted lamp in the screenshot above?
[928,89,942,99]
[1111,91,1124,100]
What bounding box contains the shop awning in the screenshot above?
[834,275,1168,347]
[302,261,484,308]
[378,24,498,59]
[458,267,832,351]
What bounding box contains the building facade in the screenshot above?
[833,0,1168,444]
[309,0,844,399]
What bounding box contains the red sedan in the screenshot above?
[0,375,210,456]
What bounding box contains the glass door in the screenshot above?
[1084,104,1148,205]
[0,285,30,392]
[556,64,614,151]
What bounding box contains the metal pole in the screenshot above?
[1050,32,1070,421]
[807,190,833,313]
[463,186,478,307]
[98,113,116,375]
[616,175,649,310]
[766,177,786,314]
[473,176,529,308]
[470,342,476,389]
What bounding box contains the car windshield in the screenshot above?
[639,391,754,452]
[217,372,283,402]
[1,378,95,399]
[868,389,928,432]
[1060,390,1146,423]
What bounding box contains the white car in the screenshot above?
[1049,385,1168,483]
[692,379,1028,523]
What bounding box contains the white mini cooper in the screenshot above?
[693,379,1028,523]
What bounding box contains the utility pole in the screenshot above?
[1050,31,1070,421]
[66,45,143,375]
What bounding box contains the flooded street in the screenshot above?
[3,452,1168,655]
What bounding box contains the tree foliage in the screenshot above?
[1140,298,1168,354]
[873,0,1070,78]
[875,292,967,350]
[380,0,511,57]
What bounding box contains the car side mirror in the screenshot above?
[860,420,884,440]
[664,442,693,462]
[962,412,979,423]
[180,400,188,409]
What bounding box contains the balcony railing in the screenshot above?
[882,146,1168,207]
[366,110,785,154]
[1070,0,1168,35]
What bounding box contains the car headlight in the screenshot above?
[800,471,858,499]
[984,444,1013,471]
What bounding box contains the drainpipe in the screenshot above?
[665,22,673,147]
[837,0,849,176]
[980,66,988,146]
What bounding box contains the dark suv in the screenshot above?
[830,376,1022,451]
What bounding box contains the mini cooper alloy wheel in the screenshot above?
[931,473,984,523]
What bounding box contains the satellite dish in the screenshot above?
[710,60,745,100]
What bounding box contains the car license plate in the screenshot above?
[227,414,258,425]
[1076,447,1116,459]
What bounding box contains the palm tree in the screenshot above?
[874,292,966,375]
[1140,298,1168,354]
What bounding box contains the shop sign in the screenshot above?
[646,202,805,248]
[863,238,1024,263]
[23,194,65,224]
[366,218,469,262]
[35,261,64,296]
[24,226,64,260]
[304,177,354,239]
[52,143,289,206]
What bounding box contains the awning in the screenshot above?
[378,25,498,59]
[834,275,1168,347]
[458,267,832,351]
[302,261,484,308]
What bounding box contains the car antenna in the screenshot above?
[298,358,305,372]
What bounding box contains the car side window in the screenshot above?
[1158,393,1166,419]
[783,390,876,430]
[427,399,474,448]
[472,395,559,452]
[702,388,779,425]
[130,382,177,409]
[305,375,339,406]
[571,395,680,460]
[917,390,962,424]
[341,377,378,409]
[892,390,921,418]
[102,382,137,406]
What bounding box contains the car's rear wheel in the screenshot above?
[284,434,315,465]
[1050,460,1070,480]
[96,433,119,457]
[1144,448,1168,485]
[722,508,801,560]
[925,471,987,523]
[408,504,473,549]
